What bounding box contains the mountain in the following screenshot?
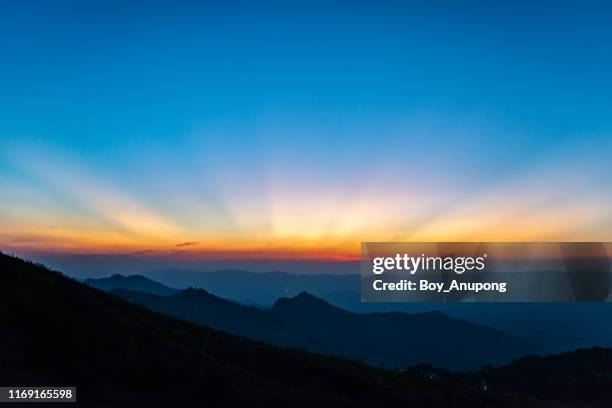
[115,288,538,371]
[112,288,303,347]
[271,292,538,371]
[85,274,179,296]
[2,251,545,407]
[321,290,612,353]
[143,268,357,304]
[137,270,612,355]
[465,347,612,407]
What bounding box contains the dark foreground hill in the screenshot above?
[114,288,538,371]
[471,347,612,407]
[0,253,545,407]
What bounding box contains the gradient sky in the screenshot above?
[1,1,612,267]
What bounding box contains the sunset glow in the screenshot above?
[1,2,611,265]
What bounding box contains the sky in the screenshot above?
[1,1,611,273]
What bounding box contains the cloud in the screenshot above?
[176,241,199,248]
[130,249,158,255]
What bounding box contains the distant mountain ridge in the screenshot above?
[89,271,612,356]
[85,274,178,296]
[112,288,302,348]
[114,287,539,371]
[143,268,357,304]
[322,289,612,353]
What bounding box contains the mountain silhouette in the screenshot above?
[321,289,612,353]
[136,270,612,354]
[85,274,179,296]
[4,251,547,407]
[271,292,539,371]
[112,287,303,347]
[144,268,357,304]
[465,347,612,407]
[115,287,539,371]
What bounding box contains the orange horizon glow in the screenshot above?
[2,133,611,262]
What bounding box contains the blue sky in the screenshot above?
[1,1,611,266]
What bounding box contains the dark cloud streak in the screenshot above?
[176,241,199,248]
